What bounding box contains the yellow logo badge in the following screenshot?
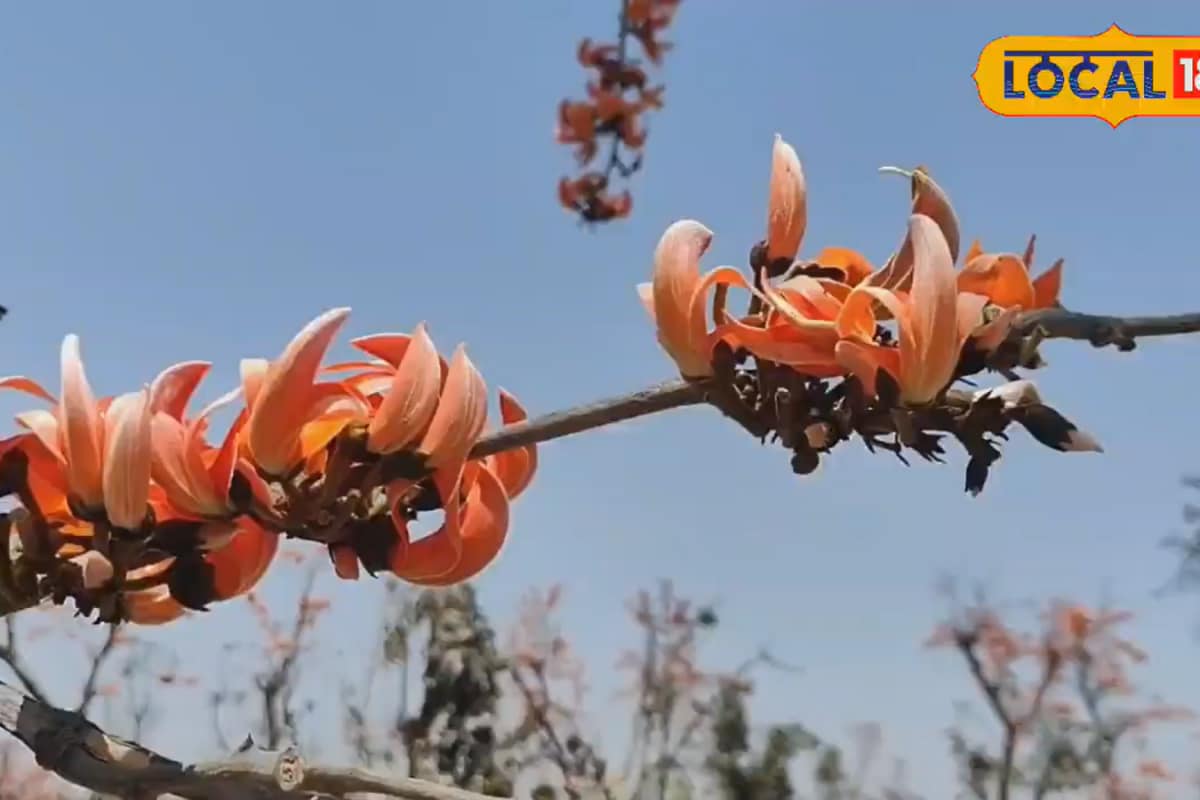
[973,24,1200,127]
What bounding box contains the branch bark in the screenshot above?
[0,677,507,800]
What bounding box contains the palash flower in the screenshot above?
[0,335,154,531]
[324,325,537,585]
[833,214,1008,405]
[958,233,1064,311]
[145,361,281,611]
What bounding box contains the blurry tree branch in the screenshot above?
[0,676,509,800]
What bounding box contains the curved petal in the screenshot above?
[484,389,537,499]
[905,214,959,404]
[649,220,713,377]
[1033,259,1064,309]
[15,410,64,462]
[149,361,211,421]
[872,166,960,291]
[388,466,468,581]
[418,346,488,470]
[246,307,351,475]
[765,134,807,262]
[759,269,840,345]
[239,359,268,411]
[351,334,418,367]
[408,466,510,587]
[59,335,105,508]
[102,390,152,531]
[366,324,443,455]
[150,412,208,518]
[0,376,57,405]
[208,519,278,600]
[958,253,1035,310]
[813,247,874,287]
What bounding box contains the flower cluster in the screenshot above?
[638,134,1096,492]
[0,310,536,625]
[556,0,681,224]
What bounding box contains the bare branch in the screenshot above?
[0,677,509,800]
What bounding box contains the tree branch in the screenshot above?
[470,306,1200,459]
[0,677,507,800]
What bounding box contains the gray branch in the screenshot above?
[0,678,506,800]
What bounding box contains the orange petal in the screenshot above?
[813,247,873,286]
[246,308,351,475]
[149,361,211,421]
[150,413,207,518]
[351,334,416,367]
[650,220,714,377]
[366,324,442,455]
[195,390,249,514]
[0,376,57,404]
[418,346,488,470]
[102,390,153,531]
[388,465,468,581]
[1033,259,1064,309]
[408,466,510,587]
[965,239,983,264]
[15,409,64,462]
[485,390,537,499]
[958,253,1035,310]
[239,359,268,410]
[872,166,960,291]
[759,270,840,345]
[765,134,807,262]
[59,335,105,508]
[904,214,959,404]
[208,519,278,600]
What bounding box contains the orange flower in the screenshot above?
[328,328,535,585]
[1,335,154,530]
[834,214,995,404]
[636,220,749,378]
[958,234,1064,311]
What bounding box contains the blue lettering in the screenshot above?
[1004,60,1025,98]
[1103,60,1139,98]
[1143,59,1166,98]
[1069,57,1098,98]
[1027,56,1064,99]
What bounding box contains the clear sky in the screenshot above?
[3,1,1200,796]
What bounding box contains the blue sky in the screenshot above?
[4,1,1200,795]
